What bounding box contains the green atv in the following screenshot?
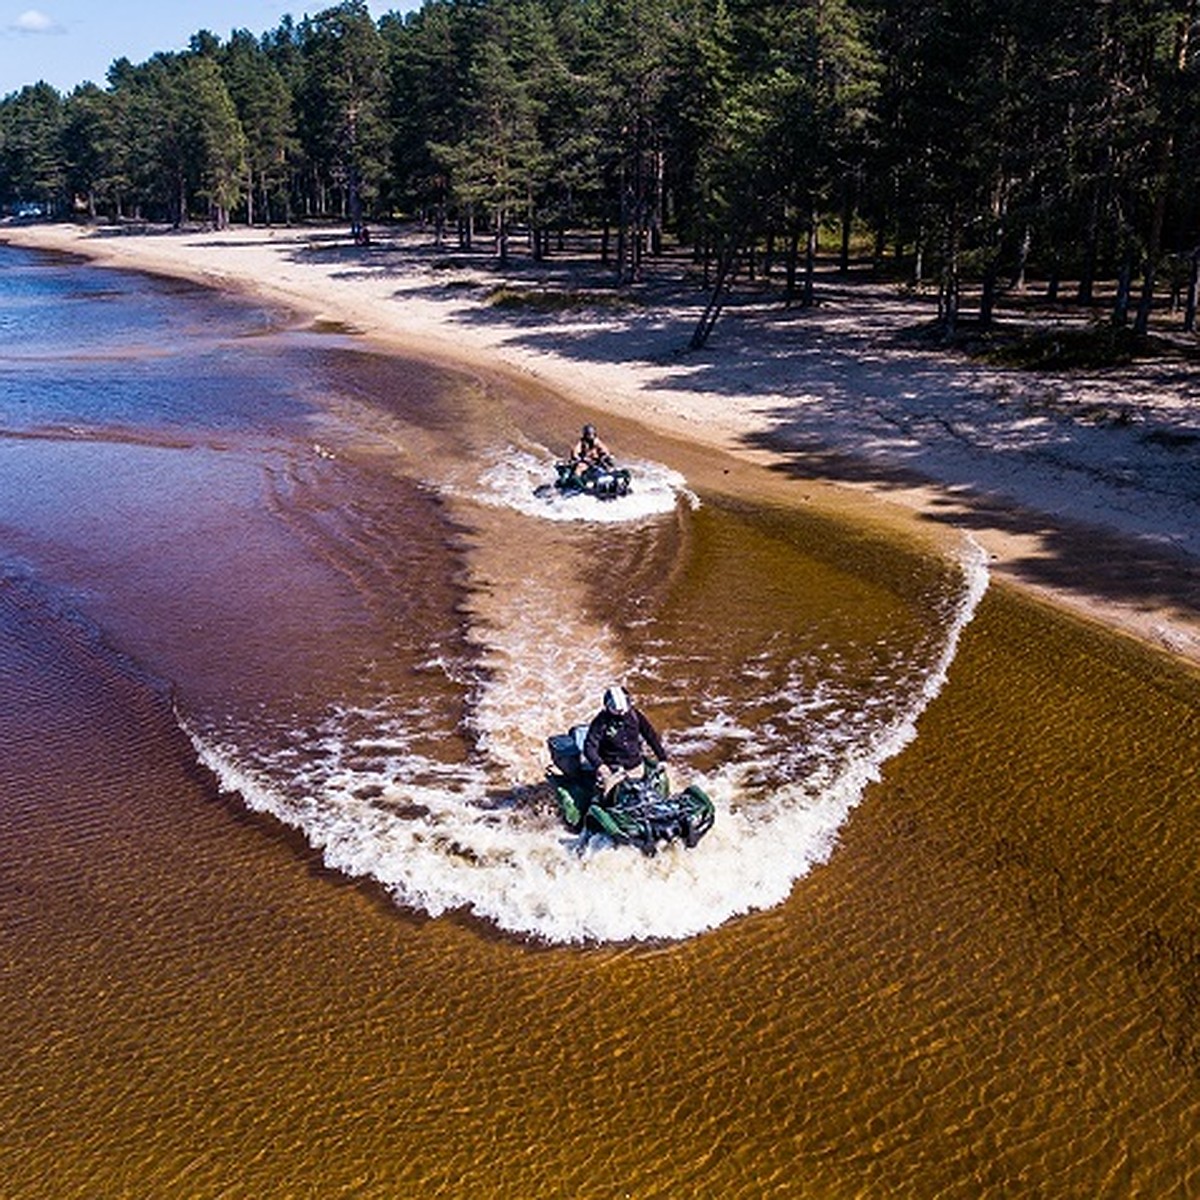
[546,726,715,856]
[534,458,632,501]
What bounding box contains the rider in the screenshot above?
[583,685,668,799]
[571,423,613,478]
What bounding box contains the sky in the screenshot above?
[0,2,420,94]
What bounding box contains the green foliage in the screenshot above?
[485,283,636,310]
[0,83,66,211]
[295,1,390,228]
[428,5,550,251]
[971,324,1154,370]
[218,30,295,224]
[2,0,1198,339]
[182,56,248,226]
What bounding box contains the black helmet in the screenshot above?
[582,423,596,440]
[603,685,629,714]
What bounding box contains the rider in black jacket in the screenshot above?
[584,685,668,797]
[570,423,613,478]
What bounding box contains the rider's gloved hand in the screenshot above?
[599,764,630,798]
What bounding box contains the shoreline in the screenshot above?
[5,219,1198,668]
[4,222,1200,1199]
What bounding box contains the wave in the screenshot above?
[472,447,697,522]
[184,538,989,945]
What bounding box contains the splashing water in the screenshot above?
[475,447,697,523]
[187,437,990,943]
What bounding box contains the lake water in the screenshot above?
[1,240,1197,1196]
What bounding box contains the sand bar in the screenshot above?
[5,220,1198,666]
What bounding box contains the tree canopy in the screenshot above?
[2,0,1198,332]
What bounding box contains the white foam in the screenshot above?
[183,539,989,944]
[474,448,697,522]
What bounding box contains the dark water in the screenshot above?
[1,241,1197,1196]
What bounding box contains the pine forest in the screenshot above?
[3,0,1199,340]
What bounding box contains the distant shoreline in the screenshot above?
[5,219,1198,669]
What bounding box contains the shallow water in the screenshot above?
[1,242,1198,1196]
[0,244,984,944]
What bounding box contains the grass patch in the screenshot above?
[900,319,1179,370]
[972,324,1152,370]
[485,285,636,313]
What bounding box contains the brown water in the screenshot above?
[2,245,1198,1196]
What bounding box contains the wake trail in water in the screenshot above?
[185,435,990,943]
[474,447,697,523]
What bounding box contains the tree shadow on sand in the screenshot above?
[279,232,1200,630]
[745,426,1200,628]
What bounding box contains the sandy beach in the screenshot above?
[5,218,1199,668]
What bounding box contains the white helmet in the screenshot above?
[603,685,629,714]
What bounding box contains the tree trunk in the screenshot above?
[1183,248,1199,333]
[496,206,509,267]
[1013,224,1032,291]
[1078,181,1101,306]
[650,146,664,257]
[784,225,801,306]
[690,237,739,350]
[616,162,630,283]
[839,173,853,274]
[938,223,960,335]
[980,265,997,327]
[1112,257,1133,326]
[802,210,817,308]
[1134,146,1174,335]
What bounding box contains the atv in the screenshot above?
[546,726,714,855]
